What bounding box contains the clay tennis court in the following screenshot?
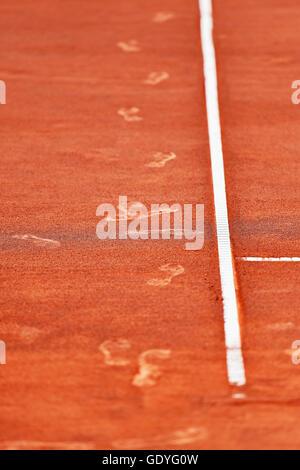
[1,0,300,450]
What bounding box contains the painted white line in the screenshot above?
[199,0,246,386]
[241,257,300,262]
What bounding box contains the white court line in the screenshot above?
[199,0,246,386]
[242,257,300,262]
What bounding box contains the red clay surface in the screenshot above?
[0,0,300,450]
